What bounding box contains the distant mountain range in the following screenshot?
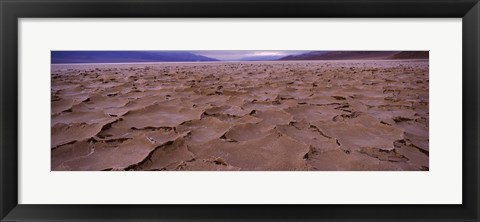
[51,51,429,64]
[389,51,429,59]
[239,55,286,61]
[279,51,428,60]
[51,51,218,64]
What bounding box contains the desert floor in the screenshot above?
[51,60,429,171]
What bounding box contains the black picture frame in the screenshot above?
[1,0,479,221]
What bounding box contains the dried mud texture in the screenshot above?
[51,60,429,171]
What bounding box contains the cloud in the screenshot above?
[191,50,309,60]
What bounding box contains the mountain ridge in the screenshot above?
[51,51,219,64]
[279,51,428,61]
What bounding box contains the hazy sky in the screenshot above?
[192,50,310,60]
[51,50,315,64]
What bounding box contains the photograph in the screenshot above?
[3,0,478,220]
[51,50,429,171]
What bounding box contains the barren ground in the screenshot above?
[51,60,429,171]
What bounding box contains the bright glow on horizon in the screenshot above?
[192,50,310,60]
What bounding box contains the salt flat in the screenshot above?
[51,60,429,171]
